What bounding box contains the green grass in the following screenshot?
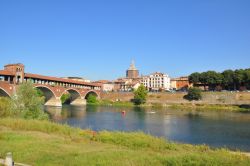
[88,99,134,107]
[169,103,250,112]
[0,118,249,166]
[92,99,250,112]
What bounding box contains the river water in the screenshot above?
[45,105,250,152]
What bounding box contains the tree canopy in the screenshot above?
[189,68,250,91]
[133,84,148,105]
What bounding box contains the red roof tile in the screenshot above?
[25,73,101,87]
[0,70,15,76]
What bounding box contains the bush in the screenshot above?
[133,85,148,105]
[0,97,12,117]
[184,87,202,101]
[12,81,48,120]
[87,94,98,104]
[61,93,71,104]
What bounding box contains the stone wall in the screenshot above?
[101,92,250,105]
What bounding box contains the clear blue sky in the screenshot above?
[0,0,249,80]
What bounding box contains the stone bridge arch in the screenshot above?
[83,90,100,99]
[34,85,61,107]
[0,82,14,98]
[61,88,86,105]
[0,87,11,98]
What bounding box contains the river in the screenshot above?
[45,105,250,152]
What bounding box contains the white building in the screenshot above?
[102,82,115,92]
[141,72,171,91]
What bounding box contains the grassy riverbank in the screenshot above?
[168,103,250,112]
[88,99,250,112]
[0,118,250,165]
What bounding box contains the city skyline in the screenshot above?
[1,0,250,80]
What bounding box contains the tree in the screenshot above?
[0,97,12,117]
[199,71,223,90]
[133,84,148,105]
[244,69,250,90]
[184,87,202,101]
[222,70,234,90]
[189,72,200,84]
[87,94,98,104]
[12,81,48,120]
[61,93,71,104]
[234,69,245,90]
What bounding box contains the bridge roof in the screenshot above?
[25,73,101,87]
[0,70,15,76]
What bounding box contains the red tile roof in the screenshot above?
[0,70,15,76]
[25,73,101,87]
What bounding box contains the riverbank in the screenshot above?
[0,118,249,165]
[88,100,250,112]
[101,92,250,105]
[98,92,250,112]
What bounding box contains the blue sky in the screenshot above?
[0,0,249,80]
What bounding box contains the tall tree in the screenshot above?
[244,69,250,89]
[222,70,234,90]
[189,72,200,84]
[234,69,245,90]
[133,84,148,105]
[12,81,48,120]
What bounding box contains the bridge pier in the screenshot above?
[44,97,62,107]
[71,98,86,106]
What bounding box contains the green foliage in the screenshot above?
[133,84,148,105]
[189,72,200,84]
[12,81,48,120]
[87,94,98,104]
[98,99,134,107]
[189,68,250,91]
[36,88,44,98]
[222,70,235,90]
[61,93,71,104]
[0,97,12,117]
[184,87,202,101]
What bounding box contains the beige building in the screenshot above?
[141,72,171,91]
[170,76,192,90]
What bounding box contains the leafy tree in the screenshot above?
[0,97,12,117]
[244,69,250,89]
[198,71,223,90]
[36,88,44,98]
[189,72,200,84]
[184,87,202,101]
[190,68,250,91]
[12,81,48,120]
[234,69,245,90]
[87,94,98,104]
[222,70,234,90]
[133,84,148,105]
[61,93,71,104]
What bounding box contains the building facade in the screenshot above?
[170,76,192,90]
[141,72,171,91]
[126,60,139,79]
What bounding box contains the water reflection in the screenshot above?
[45,105,87,120]
[45,105,250,152]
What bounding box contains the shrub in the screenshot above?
[87,94,98,104]
[12,81,48,120]
[184,87,202,101]
[133,85,148,105]
[61,93,71,104]
[0,97,12,117]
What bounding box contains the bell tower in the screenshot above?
[4,63,25,84]
[126,60,139,79]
